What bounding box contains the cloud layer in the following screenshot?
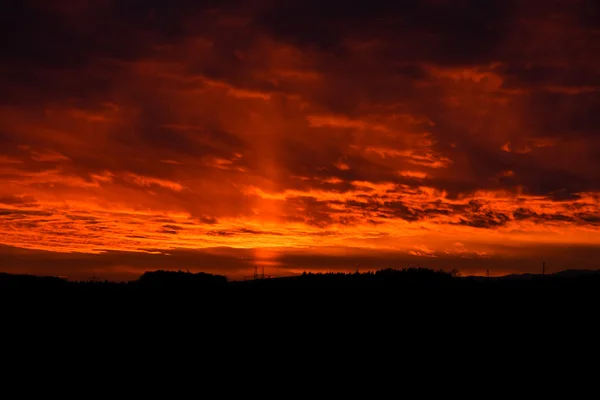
[1,0,600,279]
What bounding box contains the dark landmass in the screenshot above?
[2,268,598,345]
[3,267,600,292]
[1,267,597,327]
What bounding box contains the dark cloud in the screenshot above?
[0,209,52,217]
[457,212,511,229]
[577,212,600,224]
[254,0,516,64]
[501,64,600,91]
[512,208,575,223]
[0,195,37,206]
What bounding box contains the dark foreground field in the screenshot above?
[3,267,598,328]
[2,268,598,363]
[3,268,600,306]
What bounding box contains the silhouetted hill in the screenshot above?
[3,267,600,292]
[494,273,540,280]
[231,267,458,289]
[0,272,70,290]
[3,267,600,300]
[551,269,600,278]
[466,269,600,287]
[2,268,599,335]
[135,270,228,290]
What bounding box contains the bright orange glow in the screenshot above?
[1,1,600,280]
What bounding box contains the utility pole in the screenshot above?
[542,261,545,276]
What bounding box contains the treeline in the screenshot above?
[2,268,600,293]
[0,270,227,293]
[136,270,228,289]
[238,267,460,289]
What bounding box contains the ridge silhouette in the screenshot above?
[2,267,600,292]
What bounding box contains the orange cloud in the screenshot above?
[124,174,185,192]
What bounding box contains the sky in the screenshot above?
[1,0,600,280]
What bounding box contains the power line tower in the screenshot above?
[542,261,545,276]
[244,265,270,280]
[486,268,490,278]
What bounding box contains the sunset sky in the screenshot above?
[2,0,600,280]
